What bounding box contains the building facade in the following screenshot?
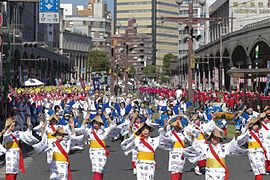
[210,0,270,41]
[61,0,112,47]
[1,1,72,86]
[115,0,179,67]
[60,31,91,82]
[115,18,152,78]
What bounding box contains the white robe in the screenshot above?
[238,129,270,175]
[33,133,80,180]
[3,130,38,174]
[49,139,71,180]
[134,136,160,180]
[84,124,116,173]
[184,139,246,180]
[166,129,186,174]
[34,123,60,163]
[0,144,6,156]
[261,122,270,159]
[121,135,161,180]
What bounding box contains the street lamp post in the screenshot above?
[219,21,224,90]
[187,1,194,102]
[175,0,206,104]
[113,21,139,94]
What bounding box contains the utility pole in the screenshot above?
[110,47,115,95]
[4,19,12,118]
[187,2,194,103]
[0,2,3,86]
[124,42,129,94]
[163,0,223,107]
[220,22,224,90]
[114,20,148,94]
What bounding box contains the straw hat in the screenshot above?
[208,129,223,139]
[247,117,261,129]
[5,117,14,128]
[90,115,104,125]
[134,121,155,136]
[94,91,99,96]
[170,118,183,129]
[48,114,59,122]
[132,113,139,120]
[52,127,68,136]
[264,106,270,113]
[190,114,199,121]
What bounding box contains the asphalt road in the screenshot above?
[0,138,263,180]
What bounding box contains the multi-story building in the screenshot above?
[209,0,270,41]
[1,1,72,86]
[61,0,112,47]
[60,31,92,82]
[115,0,179,67]
[113,18,153,79]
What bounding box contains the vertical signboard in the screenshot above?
[39,0,60,24]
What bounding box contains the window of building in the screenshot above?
[157,2,177,8]
[179,50,188,54]
[157,33,178,38]
[179,30,186,35]
[157,25,178,31]
[117,9,151,13]
[117,2,152,6]
[233,2,238,7]
[258,2,264,8]
[157,10,178,15]
[118,17,152,21]
[157,41,178,46]
[250,2,255,8]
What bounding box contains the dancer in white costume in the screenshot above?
[33,114,60,164]
[121,120,166,180]
[81,112,117,180]
[237,117,270,180]
[184,129,246,180]
[3,117,38,180]
[164,116,187,180]
[33,118,79,180]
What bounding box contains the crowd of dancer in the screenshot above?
[0,85,269,180]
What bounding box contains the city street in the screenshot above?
[0,139,261,180]
[0,0,270,180]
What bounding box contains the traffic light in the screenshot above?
[184,26,201,42]
[22,42,38,48]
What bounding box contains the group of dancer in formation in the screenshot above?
[1,85,270,180]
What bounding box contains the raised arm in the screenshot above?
[183,140,208,164]
[224,137,248,157]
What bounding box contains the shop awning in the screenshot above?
[227,68,270,78]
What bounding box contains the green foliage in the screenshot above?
[160,76,171,83]
[87,50,111,72]
[143,65,157,79]
[128,66,136,78]
[163,53,177,75]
